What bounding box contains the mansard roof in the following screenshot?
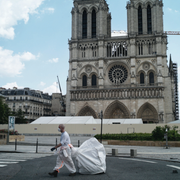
[0,88,52,100]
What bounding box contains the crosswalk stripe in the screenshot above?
[0,165,7,167]
[0,159,26,162]
[167,165,180,170]
[0,162,18,164]
[119,158,157,164]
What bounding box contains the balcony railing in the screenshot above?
[71,83,163,91]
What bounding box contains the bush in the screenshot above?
[94,133,153,141]
[94,126,180,141]
[0,129,19,135]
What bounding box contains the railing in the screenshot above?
[70,85,164,101]
[71,83,163,91]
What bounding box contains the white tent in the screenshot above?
[168,120,180,124]
[31,116,143,125]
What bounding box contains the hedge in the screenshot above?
[94,132,180,141]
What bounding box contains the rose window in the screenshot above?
[108,65,128,84]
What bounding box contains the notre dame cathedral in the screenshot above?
[66,0,178,123]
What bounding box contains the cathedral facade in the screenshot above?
[66,0,177,123]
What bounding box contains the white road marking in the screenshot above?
[0,162,18,164]
[119,158,157,164]
[0,165,7,167]
[0,159,26,162]
[167,165,180,170]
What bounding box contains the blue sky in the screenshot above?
[0,0,180,95]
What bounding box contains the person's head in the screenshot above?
[58,124,65,133]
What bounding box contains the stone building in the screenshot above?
[66,0,178,123]
[51,93,66,116]
[0,87,52,122]
[0,93,6,103]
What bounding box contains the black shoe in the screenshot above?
[48,170,58,177]
[69,173,76,176]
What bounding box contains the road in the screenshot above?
[0,153,180,180]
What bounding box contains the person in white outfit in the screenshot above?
[48,124,76,177]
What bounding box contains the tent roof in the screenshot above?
[168,120,180,124]
[31,116,143,125]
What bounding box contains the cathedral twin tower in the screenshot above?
[66,0,176,123]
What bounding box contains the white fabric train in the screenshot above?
[71,137,106,175]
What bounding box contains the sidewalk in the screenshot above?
[1,135,180,163]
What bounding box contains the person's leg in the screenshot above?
[63,148,76,175]
[53,154,65,172]
[64,156,76,174]
[49,154,64,177]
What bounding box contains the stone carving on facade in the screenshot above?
[151,59,156,64]
[143,63,150,71]
[72,74,77,80]
[158,70,162,77]
[126,59,130,65]
[136,59,141,64]
[85,66,92,74]
[99,0,108,11]
[94,62,99,68]
[99,73,104,79]
[159,111,164,122]
[77,63,82,68]
[131,71,135,78]
[131,112,136,119]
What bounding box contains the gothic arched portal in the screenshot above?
[137,102,158,123]
[77,106,97,119]
[104,101,130,119]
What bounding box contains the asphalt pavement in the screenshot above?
[0,135,180,180]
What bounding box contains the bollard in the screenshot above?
[15,139,17,151]
[112,149,118,156]
[56,138,57,146]
[130,149,137,157]
[78,140,80,147]
[36,138,38,153]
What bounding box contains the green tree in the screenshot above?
[13,109,27,124]
[0,97,10,124]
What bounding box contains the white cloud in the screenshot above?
[41,7,55,14]
[43,82,57,95]
[168,8,172,11]
[48,58,59,63]
[0,0,44,39]
[175,10,179,13]
[2,82,23,89]
[40,81,46,86]
[0,46,37,77]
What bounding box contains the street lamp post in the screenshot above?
[100,111,103,143]
[164,128,169,149]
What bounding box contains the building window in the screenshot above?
[149,72,154,84]
[140,73,145,84]
[138,5,143,35]
[148,43,152,54]
[139,44,143,55]
[92,9,96,38]
[92,74,97,86]
[82,10,87,39]
[147,5,152,34]
[82,75,87,87]
[14,97,16,100]
[82,47,86,58]
[92,47,96,57]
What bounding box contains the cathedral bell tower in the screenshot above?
[126,0,164,36]
[71,0,111,40]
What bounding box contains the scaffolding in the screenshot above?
[173,63,179,120]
